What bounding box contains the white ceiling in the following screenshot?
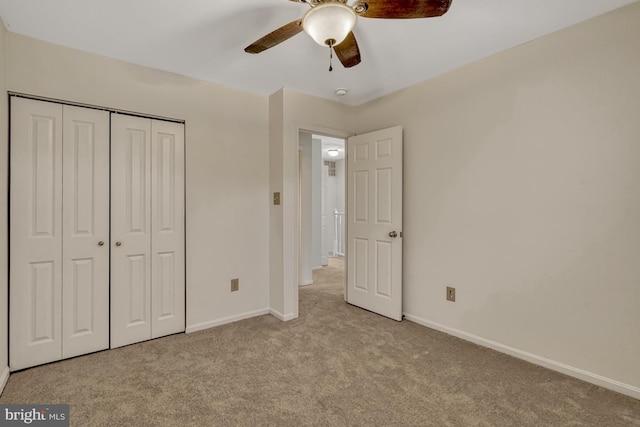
[0,0,637,106]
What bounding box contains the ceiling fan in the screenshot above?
[245,0,453,71]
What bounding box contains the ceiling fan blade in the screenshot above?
[244,20,303,54]
[334,32,361,68]
[358,0,452,19]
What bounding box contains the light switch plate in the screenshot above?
[446,286,456,302]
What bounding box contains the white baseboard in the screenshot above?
[404,313,640,400]
[300,280,313,286]
[0,366,9,396]
[269,308,298,322]
[185,308,270,333]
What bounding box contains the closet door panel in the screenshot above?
[111,114,152,348]
[10,98,63,370]
[62,106,110,358]
[151,121,185,338]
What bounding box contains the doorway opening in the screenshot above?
[298,131,346,299]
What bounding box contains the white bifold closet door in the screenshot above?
[110,114,185,349]
[10,98,110,370]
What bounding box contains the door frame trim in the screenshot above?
[293,124,351,317]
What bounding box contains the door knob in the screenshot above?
[389,231,398,238]
[115,241,122,247]
[98,241,104,246]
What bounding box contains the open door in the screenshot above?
[346,126,403,321]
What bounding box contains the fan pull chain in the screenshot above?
[329,46,333,72]
[327,39,335,72]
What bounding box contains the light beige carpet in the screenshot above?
[1,257,639,426]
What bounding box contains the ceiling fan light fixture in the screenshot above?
[302,2,357,47]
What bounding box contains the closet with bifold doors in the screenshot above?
[9,97,185,371]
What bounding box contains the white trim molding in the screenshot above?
[185,308,270,334]
[269,308,298,322]
[0,366,9,396]
[404,313,640,400]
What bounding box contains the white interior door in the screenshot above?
[150,120,185,339]
[61,105,110,359]
[10,99,110,369]
[346,126,403,321]
[10,98,63,370]
[110,114,152,348]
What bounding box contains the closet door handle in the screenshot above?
[98,241,105,246]
[115,241,122,247]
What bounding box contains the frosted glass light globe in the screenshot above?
[302,2,357,47]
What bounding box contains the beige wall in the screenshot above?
[269,89,354,319]
[0,18,9,391]
[354,3,640,392]
[5,33,271,333]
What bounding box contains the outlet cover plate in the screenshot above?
[231,279,239,292]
